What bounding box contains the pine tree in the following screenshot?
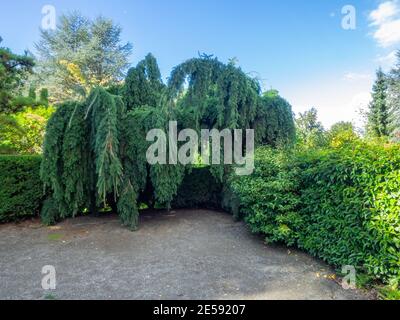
[0,37,35,113]
[368,68,389,137]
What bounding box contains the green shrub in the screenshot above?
[0,155,43,222]
[298,143,400,283]
[0,106,54,155]
[229,142,400,284]
[228,148,302,246]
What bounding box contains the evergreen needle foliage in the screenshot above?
[368,68,390,137]
[41,54,295,229]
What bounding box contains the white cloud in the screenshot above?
[348,92,371,112]
[369,1,399,26]
[376,50,398,68]
[373,19,400,47]
[369,1,400,47]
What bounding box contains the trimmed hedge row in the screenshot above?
[0,155,43,222]
[228,143,400,284]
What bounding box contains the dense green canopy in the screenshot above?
[41,54,295,229]
[0,38,35,113]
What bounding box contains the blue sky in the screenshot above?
[1,0,400,128]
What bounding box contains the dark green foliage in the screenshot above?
[229,142,400,284]
[368,68,389,137]
[41,102,75,217]
[41,88,127,223]
[168,56,261,131]
[117,182,139,230]
[125,106,185,208]
[254,90,296,146]
[41,54,296,230]
[298,143,400,284]
[40,197,60,226]
[228,148,302,246]
[172,167,223,209]
[0,155,43,222]
[124,53,165,110]
[89,88,123,204]
[0,38,35,113]
[62,102,90,216]
[166,56,295,181]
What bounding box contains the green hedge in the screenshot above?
[228,143,400,284]
[0,155,43,222]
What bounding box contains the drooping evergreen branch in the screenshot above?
[41,54,296,230]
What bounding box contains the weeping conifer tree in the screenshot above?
[41,53,295,230]
[41,88,131,226]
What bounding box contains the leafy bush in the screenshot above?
[299,142,400,284]
[0,105,54,155]
[228,148,302,246]
[229,142,400,284]
[0,155,43,222]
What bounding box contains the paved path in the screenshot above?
[0,209,371,300]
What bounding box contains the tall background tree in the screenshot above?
[0,37,52,155]
[367,68,389,138]
[295,107,326,148]
[0,37,35,113]
[34,12,133,102]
